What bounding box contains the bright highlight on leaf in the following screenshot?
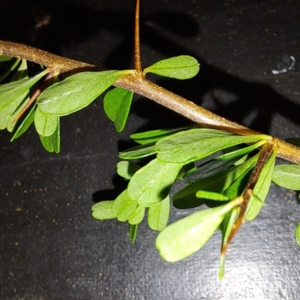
[37,70,129,116]
[155,197,242,262]
[144,55,200,80]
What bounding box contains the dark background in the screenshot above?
[1,0,300,299]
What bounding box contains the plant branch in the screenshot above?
[1,39,300,164]
[134,0,142,74]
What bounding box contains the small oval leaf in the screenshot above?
[148,196,170,231]
[144,55,199,80]
[34,107,58,137]
[155,198,242,262]
[272,164,300,190]
[92,201,116,220]
[38,70,128,116]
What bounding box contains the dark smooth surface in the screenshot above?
[1,1,300,299]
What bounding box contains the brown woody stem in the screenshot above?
[1,39,300,164]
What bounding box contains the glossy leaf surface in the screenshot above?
[128,159,182,207]
[155,198,242,262]
[119,143,156,160]
[38,70,127,116]
[128,206,145,225]
[272,164,300,190]
[144,55,199,80]
[156,128,268,164]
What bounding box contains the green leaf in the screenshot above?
[0,58,21,82]
[117,161,141,179]
[148,196,170,231]
[128,158,183,207]
[144,55,200,80]
[155,197,242,262]
[0,68,49,111]
[0,55,12,63]
[155,128,269,164]
[39,118,60,153]
[0,59,29,131]
[128,205,145,225]
[184,155,245,184]
[245,150,276,221]
[129,224,138,244]
[92,201,116,220]
[173,155,258,209]
[296,223,300,247]
[130,125,197,145]
[37,70,128,116]
[103,87,133,132]
[112,190,138,222]
[34,106,58,137]
[219,207,239,279]
[217,140,266,161]
[223,166,253,199]
[119,143,156,160]
[196,190,229,201]
[272,164,300,190]
[10,104,36,141]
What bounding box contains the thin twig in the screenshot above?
[134,0,142,74]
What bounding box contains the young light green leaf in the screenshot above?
[245,150,276,221]
[37,70,128,116]
[148,196,170,231]
[144,55,199,80]
[155,197,242,262]
[92,201,116,220]
[117,161,141,180]
[156,128,269,164]
[128,159,182,207]
[119,143,156,160]
[217,140,266,161]
[10,104,36,141]
[130,125,197,145]
[103,87,133,132]
[129,224,138,244]
[196,190,229,201]
[112,190,138,222]
[173,155,257,209]
[0,68,49,111]
[128,205,145,225]
[39,118,60,153]
[272,164,300,190]
[296,223,300,247]
[34,106,58,137]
